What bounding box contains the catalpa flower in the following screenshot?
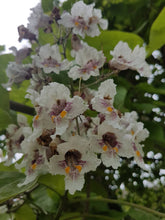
[5,114,31,166]
[27,3,52,38]
[110,41,152,77]
[33,44,70,74]
[17,127,60,186]
[91,79,117,117]
[58,1,108,38]
[49,136,101,194]
[35,82,88,136]
[68,44,105,80]
[2,62,32,88]
[90,121,132,168]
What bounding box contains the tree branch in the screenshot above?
[10,101,35,116]
[70,197,165,218]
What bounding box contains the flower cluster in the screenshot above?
[4,1,151,194]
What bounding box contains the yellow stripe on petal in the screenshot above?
[51,115,56,122]
[35,115,39,120]
[107,106,113,112]
[60,110,67,118]
[31,163,37,170]
[75,165,82,172]
[136,150,141,157]
[75,21,79,26]
[65,166,70,174]
[113,147,118,153]
[131,130,134,135]
[102,145,108,151]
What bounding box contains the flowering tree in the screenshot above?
[0,0,165,219]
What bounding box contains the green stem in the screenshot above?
[78,77,82,95]
[76,117,80,135]
[70,197,165,218]
[62,214,113,220]
[55,190,68,220]
[10,100,35,116]
[39,183,62,198]
[82,70,119,89]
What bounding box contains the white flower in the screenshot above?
[17,128,58,186]
[33,44,70,74]
[118,111,149,170]
[110,41,152,77]
[91,79,117,117]
[132,143,147,170]
[49,136,101,194]
[35,82,88,136]
[58,1,108,38]
[27,3,51,38]
[68,44,105,80]
[2,62,32,88]
[5,114,31,166]
[90,121,132,168]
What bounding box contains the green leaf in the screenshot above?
[0,86,10,112]
[38,28,55,46]
[128,207,160,220]
[136,82,165,95]
[147,7,165,56]
[15,204,36,220]
[84,109,98,117]
[60,212,81,220]
[38,174,65,195]
[0,109,12,130]
[10,81,31,106]
[132,103,157,114]
[85,30,144,60]
[42,0,53,13]
[0,45,5,52]
[114,86,128,111]
[145,121,165,144]
[31,185,59,213]
[0,171,37,203]
[0,54,14,84]
[0,213,11,220]
[0,162,17,172]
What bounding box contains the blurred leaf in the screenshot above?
[114,86,128,111]
[38,174,65,195]
[85,30,143,60]
[60,212,81,220]
[0,86,9,111]
[0,213,11,220]
[132,103,157,114]
[42,0,53,13]
[147,7,165,56]
[0,171,37,203]
[51,71,71,86]
[0,45,5,52]
[15,204,36,220]
[0,162,17,172]
[9,81,31,106]
[0,54,14,84]
[84,109,98,117]
[145,121,165,144]
[31,185,59,213]
[136,82,165,95]
[89,179,108,197]
[109,209,126,220]
[128,207,160,220]
[0,109,12,130]
[38,29,55,46]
